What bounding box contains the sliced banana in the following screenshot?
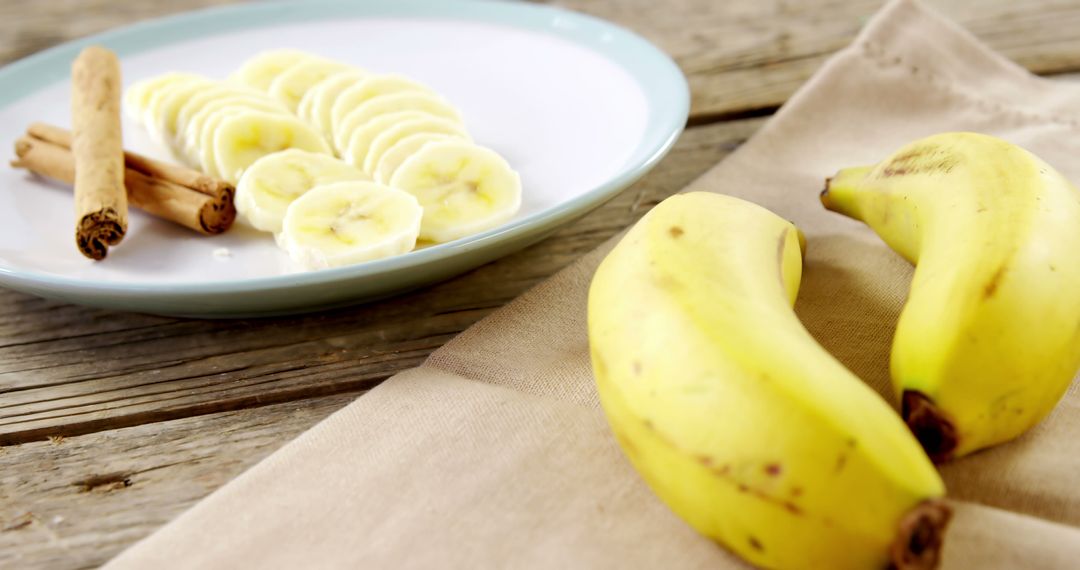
[299,71,367,138]
[174,84,276,144]
[182,96,288,164]
[340,110,432,169]
[329,75,434,140]
[197,104,294,175]
[389,139,521,243]
[279,181,422,270]
[373,133,454,185]
[236,149,370,233]
[200,108,247,177]
[231,49,313,91]
[125,72,201,121]
[268,57,354,112]
[363,116,469,174]
[334,93,463,153]
[213,111,332,184]
[142,76,213,144]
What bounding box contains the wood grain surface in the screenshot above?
[554,0,1080,121]
[1,0,1078,567]
[0,390,362,569]
[0,116,761,447]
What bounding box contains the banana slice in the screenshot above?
[296,88,319,125]
[298,71,367,138]
[334,93,463,153]
[236,149,371,233]
[389,139,521,243]
[340,110,433,169]
[124,72,201,121]
[231,49,313,91]
[213,111,332,183]
[184,97,288,162]
[268,57,355,112]
[200,108,246,176]
[373,133,454,185]
[279,181,422,270]
[196,104,294,174]
[329,75,434,140]
[363,116,469,174]
[182,96,287,158]
[174,84,277,144]
[142,75,213,144]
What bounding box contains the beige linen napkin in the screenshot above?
[106,0,1080,567]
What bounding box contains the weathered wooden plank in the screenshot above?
[0,390,361,570]
[0,117,764,445]
[3,1,1079,121]
[0,0,247,65]
[554,0,1080,120]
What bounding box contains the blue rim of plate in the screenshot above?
[0,0,689,296]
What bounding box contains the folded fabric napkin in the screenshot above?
[106,0,1080,567]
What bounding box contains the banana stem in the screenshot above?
[891,499,952,570]
[902,391,959,463]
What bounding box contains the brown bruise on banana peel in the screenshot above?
[833,438,857,473]
[891,499,952,570]
[881,146,959,178]
[981,263,1008,300]
[902,391,959,463]
[637,414,807,518]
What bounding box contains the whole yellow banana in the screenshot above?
[588,192,948,570]
[822,132,1080,461]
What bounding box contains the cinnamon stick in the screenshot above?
[28,123,232,200]
[71,46,127,260]
[12,136,234,235]
[17,123,236,233]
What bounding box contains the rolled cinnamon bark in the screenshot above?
[27,123,232,200]
[12,136,234,235]
[71,46,127,260]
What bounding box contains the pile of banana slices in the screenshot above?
[124,49,522,270]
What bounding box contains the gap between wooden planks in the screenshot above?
[0,391,364,570]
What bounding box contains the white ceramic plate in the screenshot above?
[0,0,688,317]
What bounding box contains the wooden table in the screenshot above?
[1,0,1076,567]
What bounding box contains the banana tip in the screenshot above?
[902,390,958,463]
[892,499,952,570]
[820,177,833,209]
